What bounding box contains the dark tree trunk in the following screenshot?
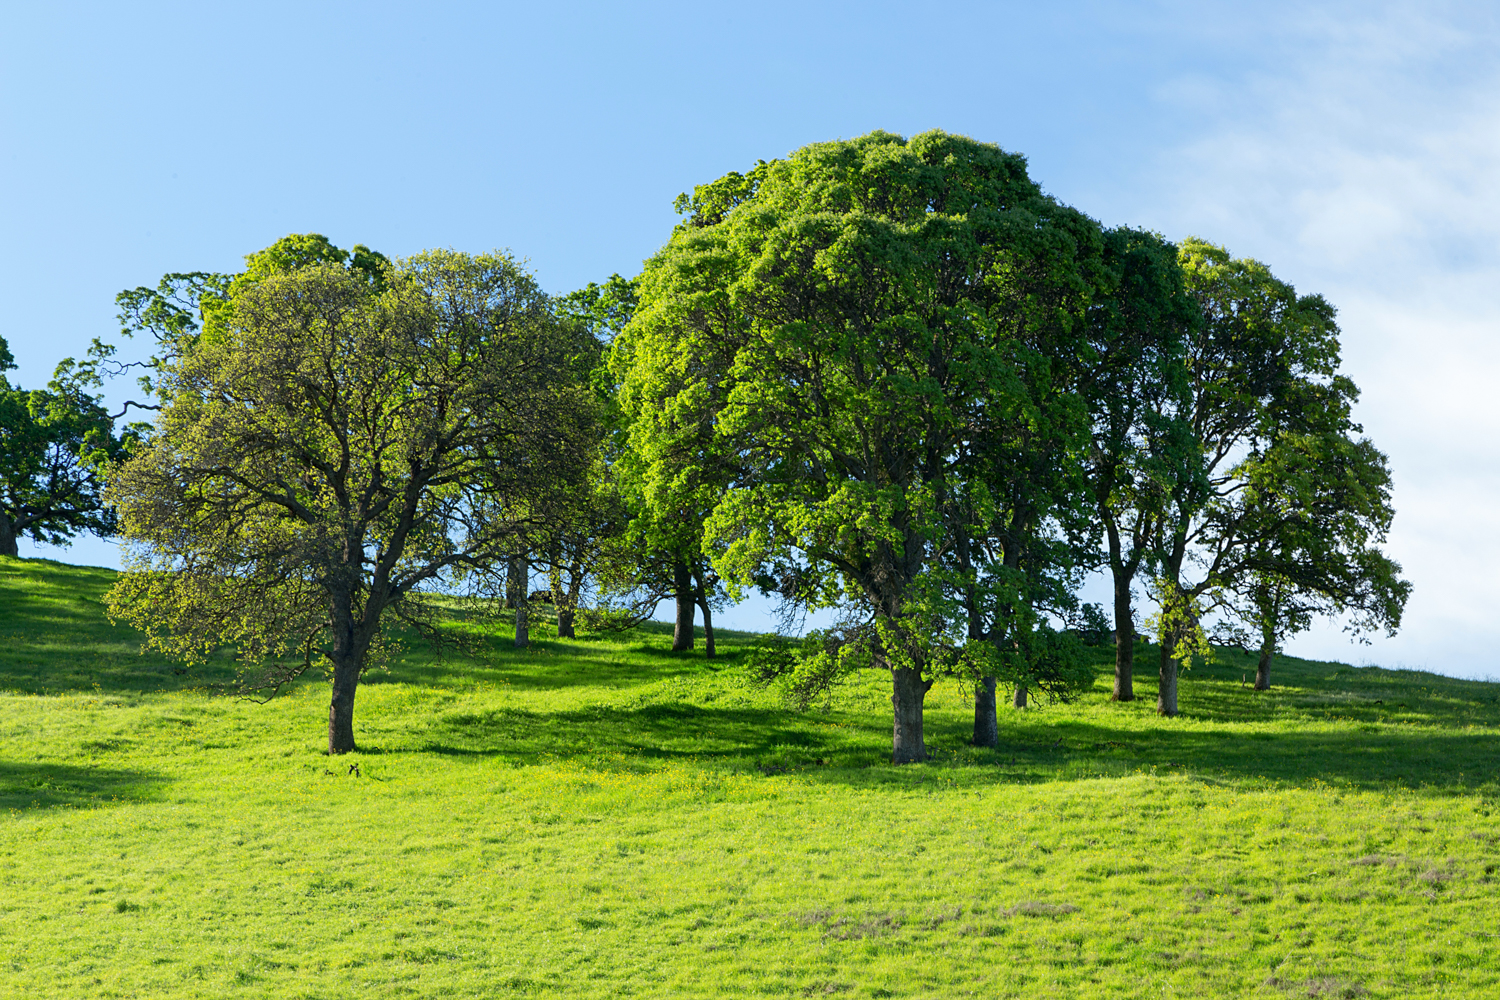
[1157,644,1179,717]
[514,600,529,647]
[693,569,715,659]
[972,676,998,747]
[1157,549,1187,718]
[1254,646,1274,691]
[556,558,583,639]
[0,513,17,558]
[509,556,529,648]
[671,560,694,652]
[1112,575,1135,702]
[328,656,360,755]
[1013,684,1028,709]
[891,666,932,764]
[548,542,571,637]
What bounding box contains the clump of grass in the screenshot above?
[1003,900,1080,917]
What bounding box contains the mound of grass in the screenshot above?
[1,555,1497,998]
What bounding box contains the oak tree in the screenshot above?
[1150,239,1407,714]
[105,238,597,753]
[1078,228,1199,702]
[0,337,129,557]
[1226,426,1409,689]
[615,130,1103,762]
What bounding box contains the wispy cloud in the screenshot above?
[1135,3,1500,673]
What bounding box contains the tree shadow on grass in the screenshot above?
[0,558,239,695]
[369,636,750,692]
[1084,642,1500,731]
[423,698,1500,798]
[946,715,1498,795]
[0,761,171,811]
[428,702,827,760]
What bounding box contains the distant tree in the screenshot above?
[105,237,597,753]
[0,336,130,557]
[1151,239,1407,715]
[615,130,1104,762]
[588,273,735,656]
[1078,227,1200,703]
[1225,428,1409,690]
[540,463,625,639]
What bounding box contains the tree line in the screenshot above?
[0,130,1408,761]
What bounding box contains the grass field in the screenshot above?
[1,556,1498,998]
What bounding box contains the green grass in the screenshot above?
[1,555,1498,998]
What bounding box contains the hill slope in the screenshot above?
[1,556,1497,998]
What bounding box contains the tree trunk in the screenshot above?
[514,599,529,647]
[693,570,716,659]
[1157,644,1179,717]
[0,513,16,558]
[1112,575,1135,702]
[1254,646,1274,691]
[972,676,998,747]
[1013,684,1028,709]
[328,656,360,755]
[558,559,584,640]
[509,556,529,648]
[548,541,567,636]
[671,560,695,652]
[891,666,931,764]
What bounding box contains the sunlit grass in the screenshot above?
[1,556,1497,998]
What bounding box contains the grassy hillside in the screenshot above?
[1,556,1497,999]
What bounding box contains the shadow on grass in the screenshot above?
[1083,641,1500,731]
[0,761,171,811]
[0,557,747,697]
[0,557,239,695]
[420,695,1500,797]
[368,636,750,692]
[962,715,1496,794]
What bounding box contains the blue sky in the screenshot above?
[4,1,1498,676]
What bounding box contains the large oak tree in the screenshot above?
[613,130,1104,763]
[1078,228,1199,702]
[105,238,597,753]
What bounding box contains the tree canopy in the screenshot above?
[0,336,128,557]
[1145,238,1409,714]
[105,238,598,753]
[613,130,1108,762]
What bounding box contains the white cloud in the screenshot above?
[1131,3,1500,676]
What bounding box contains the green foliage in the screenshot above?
[1141,239,1408,710]
[104,239,598,750]
[0,335,129,555]
[1079,227,1199,654]
[1146,576,1215,671]
[0,559,1496,998]
[1229,428,1409,656]
[1075,602,1112,646]
[556,272,638,344]
[741,627,875,710]
[615,131,1103,693]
